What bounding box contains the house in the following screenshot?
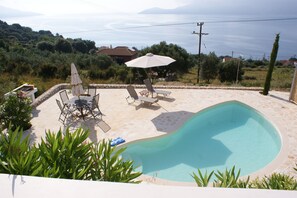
[97,46,138,64]
[222,57,240,63]
[279,60,297,67]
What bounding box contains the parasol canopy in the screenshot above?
[71,63,84,96]
[125,53,175,68]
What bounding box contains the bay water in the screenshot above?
[2,13,297,59]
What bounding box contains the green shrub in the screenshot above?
[0,126,41,175]
[37,41,55,52]
[38,64,58,78]
[213,166,249,188]
[192,166,250,188]
[0,94,32,130]
[192,169,214,187]
[219,61,244,83]
[0,127,142,183]
[252,173,297,190]
[38,128,93,179]
[90,139,141,183]
[55,38,73,53]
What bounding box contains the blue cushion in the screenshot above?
[110,137,125,146]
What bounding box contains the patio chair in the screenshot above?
[87,86,97,97]
[126,85,158,105]
[143,79,171,98]
[59,90,70,106]
[89,93,102,119]
[56,99,75,124]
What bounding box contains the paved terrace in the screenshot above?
[26,84,297,185]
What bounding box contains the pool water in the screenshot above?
[122,101,281,182]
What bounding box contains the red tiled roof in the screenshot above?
[97,46,137,56]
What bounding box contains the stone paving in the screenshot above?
[26,87,297,185]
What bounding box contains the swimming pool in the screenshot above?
[122,101,281,182]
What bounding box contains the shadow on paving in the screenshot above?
[63,117,111,142]
[151,111,195,133]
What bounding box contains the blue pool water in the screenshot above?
[122,101,281,182]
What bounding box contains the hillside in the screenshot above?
[0,20,96,53]
[0,20,54,45]
[140,0,296,15]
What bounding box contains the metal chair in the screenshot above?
[59,90,70,106]
[87,86,97,98]
[56,99,75,124]
[89,93,102,118]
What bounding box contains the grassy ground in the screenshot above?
[0,66,295,101]
[173,67,295,91]
[241,67,294,90]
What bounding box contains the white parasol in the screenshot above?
[71,63,84,96]
[125,53,175,68]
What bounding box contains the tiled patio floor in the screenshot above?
[26,88,297,185]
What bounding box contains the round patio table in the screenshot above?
[66,96,93,120]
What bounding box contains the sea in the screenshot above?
[1,13,297,60]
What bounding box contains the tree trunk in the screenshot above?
[263,33,280,95]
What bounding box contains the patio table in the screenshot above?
[66,96,93,120]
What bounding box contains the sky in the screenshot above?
[0,0,191,15]
[1,0,296,15]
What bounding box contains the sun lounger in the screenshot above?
[144,79,171,97]
[126,85,158,105]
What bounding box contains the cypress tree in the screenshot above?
[263,33,280,95]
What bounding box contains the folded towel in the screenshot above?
[110,137,125,146]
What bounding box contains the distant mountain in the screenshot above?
[139,0,296,15]
[0,6,40,18]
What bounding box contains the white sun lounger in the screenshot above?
[126,85,158,105]
[144,79,171,97]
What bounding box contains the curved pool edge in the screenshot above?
[119,100,289,186]
[243,102,289,181]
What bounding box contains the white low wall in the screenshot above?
[1,174,296,198]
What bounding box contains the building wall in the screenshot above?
[1,174,297,198]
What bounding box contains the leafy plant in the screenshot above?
[252,173,297,190]
[192,169,214,187]
[0,127,142,183]
[38,128,93,180]
[213,166,242,188]
[0,94,32,131]
[0,126,41,175]
[90,139,142,183]
[236,177,251,188]
[192,166,250,188]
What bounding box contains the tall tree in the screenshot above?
[263,33,280,95]
[202,52,219,83]
[55,38,73,53]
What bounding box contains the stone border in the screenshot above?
[31,83,69,108]
[31,83,263,108]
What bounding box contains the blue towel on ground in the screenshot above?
[110,137,125,146]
